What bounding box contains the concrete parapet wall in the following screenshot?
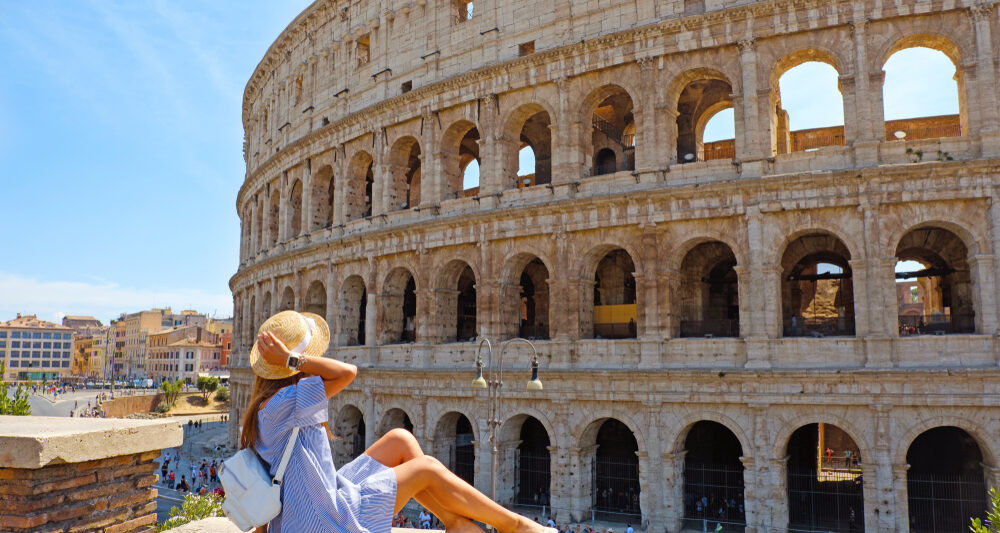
[101,394,164,418]
[0,416,183,533]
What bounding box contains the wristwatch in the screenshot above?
[286,352,306,370]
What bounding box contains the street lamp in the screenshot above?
[471,337,543,504]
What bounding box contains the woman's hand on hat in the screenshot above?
[257,331,291,366]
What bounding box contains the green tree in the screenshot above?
[197,375,219,402]
[0,361,31,416]
[971,487,1000,533]
[159,378,183,406]
[155,492,226,532]
[214,385,229,402]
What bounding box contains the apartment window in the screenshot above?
[32,351,40,358]
[32,332,41,339]
[9,360,17,367]
[0,341,4,348]
[10,332,19,339]
[43,342,51,349]
[10,351,18,357]
[185,364,193,372]
[33,342,41,349]
[41,361,50,367]
[42,332,51,339]
[356,35,370,67]
[0,331,6,338]
[186,351,194,359]
[61,361,68,368]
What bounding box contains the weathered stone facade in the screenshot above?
[229,1,1000,531]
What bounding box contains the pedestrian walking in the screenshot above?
[844,449,852,467]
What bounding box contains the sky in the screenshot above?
[0,3,959,325]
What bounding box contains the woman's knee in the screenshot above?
[386,428,420,449]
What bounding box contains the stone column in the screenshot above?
[553,77,583,183]
[365,291,378,347]
[848,17,881,165]
[635,57,659,172]
[733,265,751,339]
[658,269,678,339]
[566,445,598,522]
[969,254,998,335]
[362,387,377,450]
[302,160,313,234]
[333,145,348,226]
[326,267,338,348]
[277,172,288,244]
[736,38,767,169]
[848,259,870,337]
[838,73,860,145]
[992,198,1000,337]
[420,110,442,205]
[475,417,492,494]
[891,464,911,532]
[662,451,686,532]
[969,5,1000,154]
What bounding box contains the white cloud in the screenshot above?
[0,272,232,325]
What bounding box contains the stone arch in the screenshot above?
[305,280,326,320]
[502,101,555,188]
[332,404,365,468]
[893,416,997,468]
[287,179,303,238]
[784,421,866,532]
[386,135,421,211]
[878,33,968,139]
[676,240,740,338]
[432,411,477,485]
[435,259,479,343]
[279,285,295,312]
[267,186,280,247]
[780,231,856,337]
[771,413,872,464]
[576,411,647,453]
[679,419,746,528]
[768,48,847,154]
[894,225,977,335]
[440,119,481,197]
[378,267,417,344]
[499,252,555,340]
[885,218,982,259]
[497,413,553,508]
[581,83,637,176]
[666,68,737,163]
[311,165,335,231]
[580,244,640,339]
[345,150,374,220]
[340,275,367,346]
[377,406,414,438]
[578,415,645,520]
[261,291,272,320]
[667,412,751,457]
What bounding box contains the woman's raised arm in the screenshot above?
[256,331,357,398]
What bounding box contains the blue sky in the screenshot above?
[0,3,958,324]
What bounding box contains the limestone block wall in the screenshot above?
[0,416,183,533]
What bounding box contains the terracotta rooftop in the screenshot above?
[1,314,72,330]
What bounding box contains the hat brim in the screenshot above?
[250,311,331,380]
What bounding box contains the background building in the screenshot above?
[148,325,222,382]
[228,1,1000,532]
[1,314,75,381]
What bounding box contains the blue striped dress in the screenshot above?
[256,376,397,533]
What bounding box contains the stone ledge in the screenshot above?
[0,415,183,469]
[169,519,439,532]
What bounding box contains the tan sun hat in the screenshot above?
[249,310,330,380]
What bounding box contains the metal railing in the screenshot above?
[679,319,739,338]
[907,473,987,533]
[898,313,975,336]
[683,464,746,532]
[593,323,637,339]
[787,467,864,533]
[783,317,855,337]
[518,324,550,340]
[514,450,552,507]
[593,456,642,521]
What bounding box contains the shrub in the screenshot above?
[156,493,226,532]
[214,386,229,402]
[971,487,1000,533]
[0,361,31,416]
[197,375,219,402]
[155,401,171,413]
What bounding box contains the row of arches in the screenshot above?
[241,36,969,259]
[240,222,980,349]
[331,403,988,533]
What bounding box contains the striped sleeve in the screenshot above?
[261,375,329,429]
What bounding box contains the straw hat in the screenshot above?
[249,310,330,380]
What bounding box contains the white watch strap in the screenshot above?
[273,426,299,485]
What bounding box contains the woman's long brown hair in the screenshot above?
[240,374,335,450]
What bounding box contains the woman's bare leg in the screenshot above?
[364,429,484,532]
[394,455,551,533]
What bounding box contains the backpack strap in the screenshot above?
[272,427,299,485]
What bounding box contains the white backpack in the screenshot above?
[219,427,299,532]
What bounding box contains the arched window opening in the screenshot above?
[380,269,418,345]
[781,234,855,337]
[305,281,326,320]
[377,408,414,438]
[462,160,480,195]
[267,188,280,247]
[787,424,864,533]
[593,249,637,339]
[333,406,365,468]
[774,61,845,154]
[516,111,551,187]
[340,276,367,346]
[678,242,739,338]
[388,137,421,211]
[883,46,963,141]
[248,296,256,346]
[346,152,374,220]
[895,227,974,335]
[702,108,736,161]
[288,180,303,238]
[519,259,550,340]
[589,87,635,175]
[262,292,272,322]
[593,419,640,522]
[594,149,617,176]
[456,266,477,342]
[682,421,745,530]
[511,416,552,510]
[433,412,476,486]
[906,427,986,533]
[677,77,734,162]
[517,145,536,187]
[311,165,334,231]
[280,286,295,312]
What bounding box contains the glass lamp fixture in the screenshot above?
[526,359,543,391]
[471,362,487,388]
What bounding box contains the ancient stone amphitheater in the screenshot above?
[227,1,1000,531]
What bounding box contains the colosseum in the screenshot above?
[227,0,1000,531]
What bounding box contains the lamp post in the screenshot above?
[471,337,543,504]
